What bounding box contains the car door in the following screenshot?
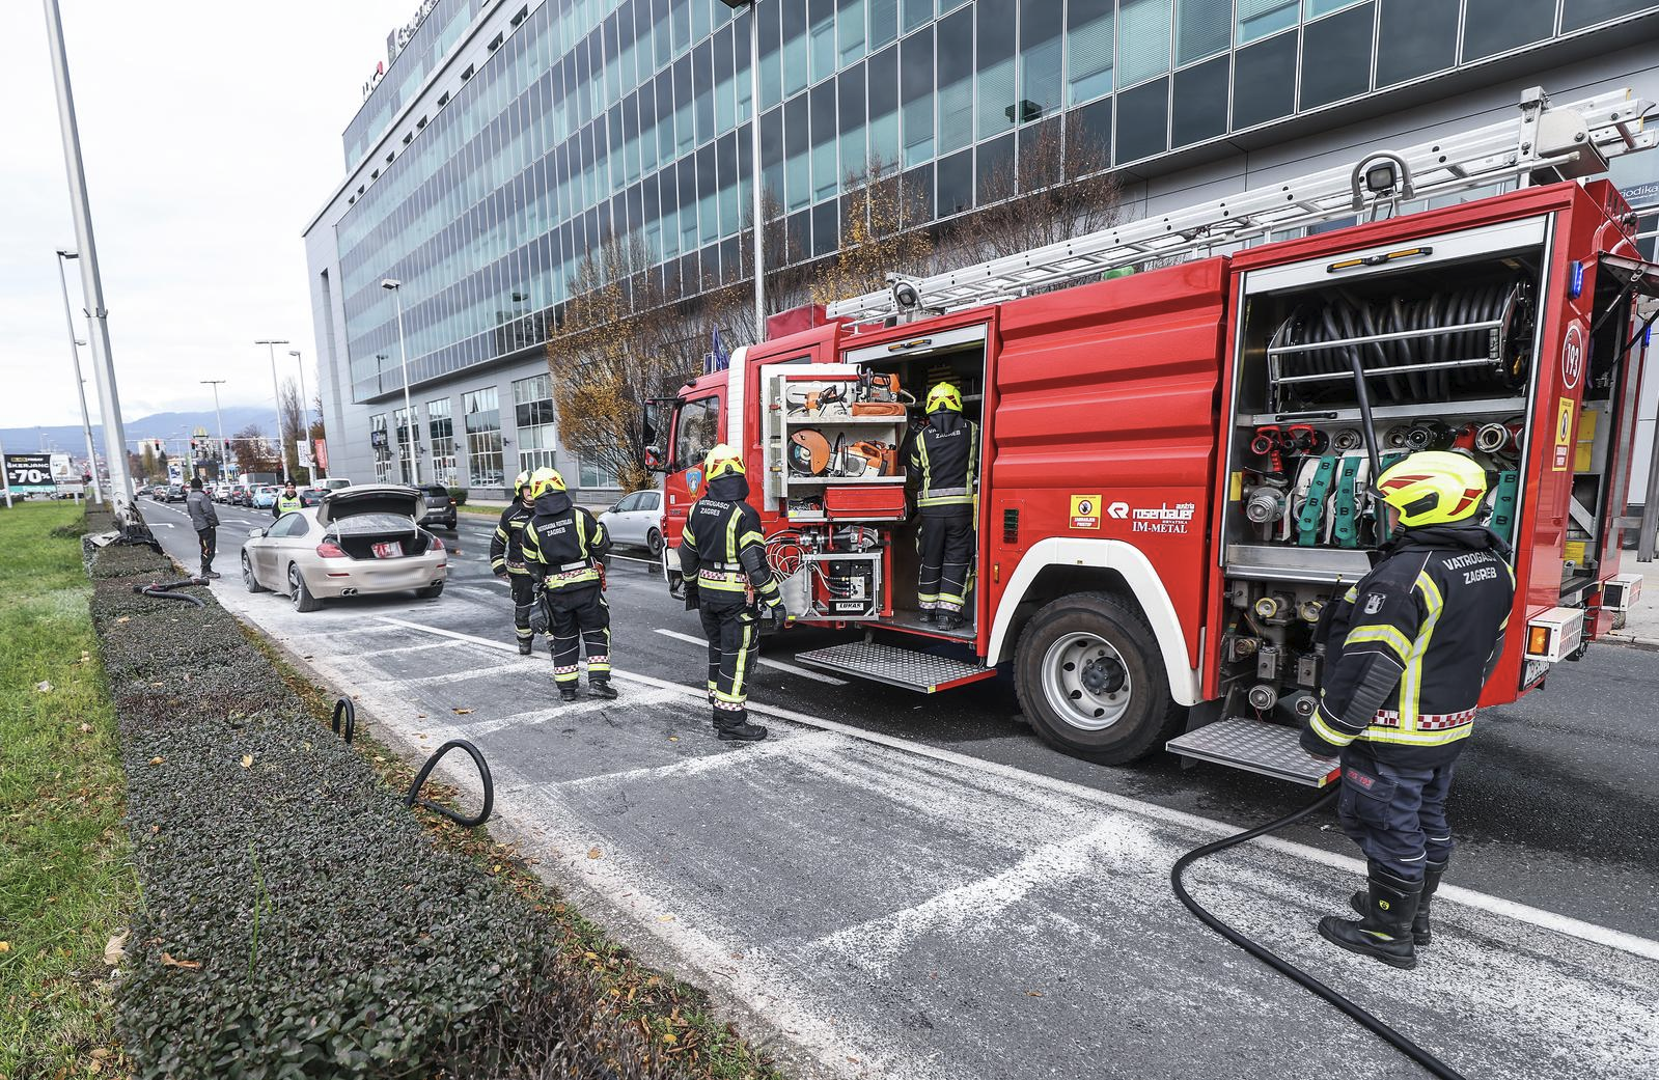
[631,490,662,544]
[607,493,644,545]
[253,514,298,581]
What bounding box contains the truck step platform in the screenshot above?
[1167,718,1343,787]
[794,640,996,693]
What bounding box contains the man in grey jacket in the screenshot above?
[185,478,220,578]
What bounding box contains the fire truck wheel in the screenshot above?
[1015,591,1182,765]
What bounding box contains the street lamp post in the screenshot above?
[380,279,421,485]
[43,0,135,516]
[200,379,228,477]
[54,249,102,504]
[288,349,315,485]
[255,339,289,482]
[720,0,765,339]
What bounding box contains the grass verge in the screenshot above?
[0,504,135,1078]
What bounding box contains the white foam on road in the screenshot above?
[652,627,849,685]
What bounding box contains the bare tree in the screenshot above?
[233,423,281,477]
[812,155,933,307]
[278,378,306,481]
[943,115,1124,266]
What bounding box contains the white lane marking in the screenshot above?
[558,728,844,790]
[355,639,465,659]
[372,616,1659,964]
[609,553,660,566]
[652,627,849,686]
[451,688,683,737]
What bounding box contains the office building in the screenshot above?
[304,0,1659,499]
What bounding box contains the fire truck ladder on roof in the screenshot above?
[826,86,1655,326]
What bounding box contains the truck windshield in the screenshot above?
[674,397,720,470]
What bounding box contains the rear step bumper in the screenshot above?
[1166,718,1343,787]
[794,640,996,693]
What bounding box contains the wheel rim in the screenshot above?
[1040,632,1132,731]
[648,529,662,556]
[288,566,303,608]
[242,553,254,589]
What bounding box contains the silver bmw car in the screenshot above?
[241,485,448,611]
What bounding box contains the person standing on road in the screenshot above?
[490,470,538,655]
[679,445,783,743]
[520,467,616,702]
[907,382,978,630]
[1301,451,1514,970]
[185,478,220,579]
[273,480,303,518]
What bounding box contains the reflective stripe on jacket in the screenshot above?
[274,494,303,515]
[908,417,979,510]
[522,495,609,588]
[680,491,780,600]
[489,502,533,574]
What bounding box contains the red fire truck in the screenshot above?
[649,87,1659,785]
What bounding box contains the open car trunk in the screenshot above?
[330,513,430,560]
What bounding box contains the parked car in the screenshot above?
[251,486,280,509]
[241,485,448,612]
[165,484,185,502]
[229,484,251,506]
[598,488,664,557]
[416,484,458,530]
[212,482,232,502]
[321,477,353,492]
[298,487,328,507]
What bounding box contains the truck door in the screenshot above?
[1596,253,1659,563]
[660,390,725,565]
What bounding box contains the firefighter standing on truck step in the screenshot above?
[490,470,537,654]
[1301,450,1514,970]
[520,467,617,702]
[908,382,979,631]
[679,444,783,743]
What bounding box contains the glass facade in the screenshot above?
[428,397,458,485]
[512,373,559,474]
[393,405,419,484]
[463,387,505,486]
[330,0,1659,407]
[369,413,391,482]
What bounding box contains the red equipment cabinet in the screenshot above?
[653,88,1659,783]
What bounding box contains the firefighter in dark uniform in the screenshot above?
[679,444,782,743]
[907,382,978,630]
[272,480,303,517]
[489,470,537,654]
[1301,450,1514,969]
[520,467,617,702]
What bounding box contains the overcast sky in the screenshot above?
[0,0,413,431]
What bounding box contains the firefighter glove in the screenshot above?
[1299,722,1342,759]
[683,580,700,611]
[529,600,550,636]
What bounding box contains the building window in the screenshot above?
[1462,0,1555,61]
[513,372,558,475]
[1066,0,1114,105]
[578,454,622,489]
[1299,2,1373,110]
[1563,0,1657,33]
[393,405,419,485]
[1376,0,1457,88]
[428,397,457,486]
[1232,28,1298,130]
[1237,0,1298,44]
[370,413,390,483]
[464,386,505,487]
[1118,0,1173,88]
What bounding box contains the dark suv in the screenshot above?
[417,484,458,530]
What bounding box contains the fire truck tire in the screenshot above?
[1014,591,1183,765]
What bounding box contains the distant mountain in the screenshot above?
[0,406,277,459]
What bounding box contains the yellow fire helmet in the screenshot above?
[1374,451,1488,528]
[512,470,532,495]
[527,467,566,500]
[925,381,963,413]
[704,443,746,480]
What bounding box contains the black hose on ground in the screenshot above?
[1171,788,1467,1080]
[405,740,494,828]
[132,578,206,608]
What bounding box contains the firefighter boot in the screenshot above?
[715,708,767,742]
[518,637,534,656]
[1319,863,1422,969]
[936,612,964,631]
[589,677,619,700]
[1352,858,1445,945]
[559,682,580,703]
[918,610,936,625]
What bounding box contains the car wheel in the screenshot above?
[288,563,320,612]
[646,527,664,558]
[1013,591,1184,766]
[242,551,267,593]
[415,581,444,599]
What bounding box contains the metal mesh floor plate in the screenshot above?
[794,640,995,693]
[1167,718,1342,787]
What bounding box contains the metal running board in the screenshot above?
[1167,718,1343,787]
[827,86,1654,325]
[794,640,996,693]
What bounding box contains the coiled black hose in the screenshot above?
[405,740,494,828]
[132,578,206,608]
[1171,788,1467,1080]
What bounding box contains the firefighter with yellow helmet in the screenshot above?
[520,467,616,701]
[1301,450,1514,969]
[489,470,538,654]
[679,444,781,742]
[907,381,979,630]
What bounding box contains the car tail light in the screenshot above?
[430,535,445,551]
[448,497,456,505]
[316,541,347,558]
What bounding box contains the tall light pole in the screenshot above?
[43,0,134,516]
[255,339,289,482]
[380,278,421,484]
[288,349,314,485]
[721,0,765,338]
[54,249,102,504]
[200,379,228,477]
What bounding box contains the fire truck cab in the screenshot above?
[651,88,1659,784]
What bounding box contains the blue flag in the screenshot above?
[710,327,731,371]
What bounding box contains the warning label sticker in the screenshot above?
[1070,494,1102,529]
[1552,399,1575,472]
